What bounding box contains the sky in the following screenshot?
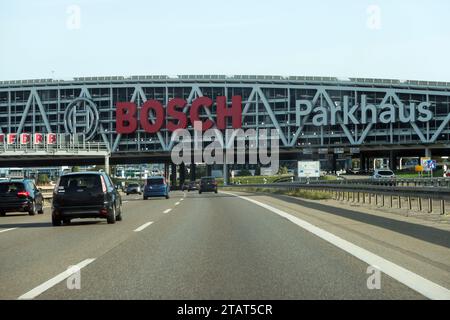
[1,0,450,81]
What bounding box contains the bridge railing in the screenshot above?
[222,182,450,215]
[0,139,109,154]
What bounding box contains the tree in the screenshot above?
[71,166,80,172]
[37,174,50,185]
[237,169,252,176]
[277,166,289,175]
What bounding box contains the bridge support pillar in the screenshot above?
[180,163,186,187]
[190,163,196,181]
[360,153,366,171]
[170,163,177,188]
[223,163,229,186]
[104,155,110,175]
[164,163,169,180]
[425,147,432,158]
[389,151,398,171]
[206,165,212,176]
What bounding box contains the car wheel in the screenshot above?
[28,201,37,216]
[126,193,129,196]
[116,206,123,221]
[215,190,218,194]
[199,190,202,194]
[52,216,62,226]
[63,219,71,225]
[165,194,169,199]
[107,205,116,224]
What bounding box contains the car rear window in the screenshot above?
[58,175,102,191]
[0,182,25,194]
[147,178,164,185]
[378,171,394,175]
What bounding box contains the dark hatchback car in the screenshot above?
[52,172,122,226]
[199,177,218,194]
[0,179,44,216]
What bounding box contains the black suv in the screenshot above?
[0,179,44,216]
[199,177,218,194]
[52,172,122,226]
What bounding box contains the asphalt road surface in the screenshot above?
[1,190,449,300]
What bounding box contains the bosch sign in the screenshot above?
[116,96,242,134]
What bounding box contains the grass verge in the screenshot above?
[226,187,331,200]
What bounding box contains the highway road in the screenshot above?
[1,190,449,300]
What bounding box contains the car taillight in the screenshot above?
[17,191,30,197]
[100,176,107,193]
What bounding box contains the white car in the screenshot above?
[371,169,395,179]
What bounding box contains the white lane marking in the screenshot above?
[163,209,172,214]
[123,200,129,203]
[18,258,95,300]
[222,191,450,300]
[180,198,184,201]
[175,202,180,206]
[0,228,17,234]
[134,221,154,232]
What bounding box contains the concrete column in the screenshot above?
[170,163,177,187]
[360,153,366,171]
[223,163,229,186]
[190,163,196,181]
[425,147,432,158]
[332,154,337,174]
[389,150,397,171]
[164,162,169,180]
[104,155,110,175]
[179,163,186,187]
[206,165,212,176]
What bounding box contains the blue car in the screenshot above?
[143,176,170,200]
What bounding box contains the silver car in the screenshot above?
[125,183,141,195]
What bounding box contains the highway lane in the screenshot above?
[0,192,186,299]
[20,191,425,300]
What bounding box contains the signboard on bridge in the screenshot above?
[298,161,320,178]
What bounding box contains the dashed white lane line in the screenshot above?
[180,198,184,201]
[175,202,180,206]
[163,209,172,214]
[134,221,154,232]
[222,191,450,300]
[18,258,96,300]
[0,228,17,234]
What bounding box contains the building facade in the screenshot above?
[0,75,449,171]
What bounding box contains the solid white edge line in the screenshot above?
[18,258,96,300]
[134,221,154,232]
[123,200,129,203]
[0,228,17,234]
[221,191,450,300]
[163,209,172,214]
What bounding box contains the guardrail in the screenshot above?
[223,182,450,215]
[307,177,450,188]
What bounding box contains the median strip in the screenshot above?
[0,228,17,234]
[18,258,95,300]
[222,191,450,300]
[134,221,154,232]
[163,209,172,214]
